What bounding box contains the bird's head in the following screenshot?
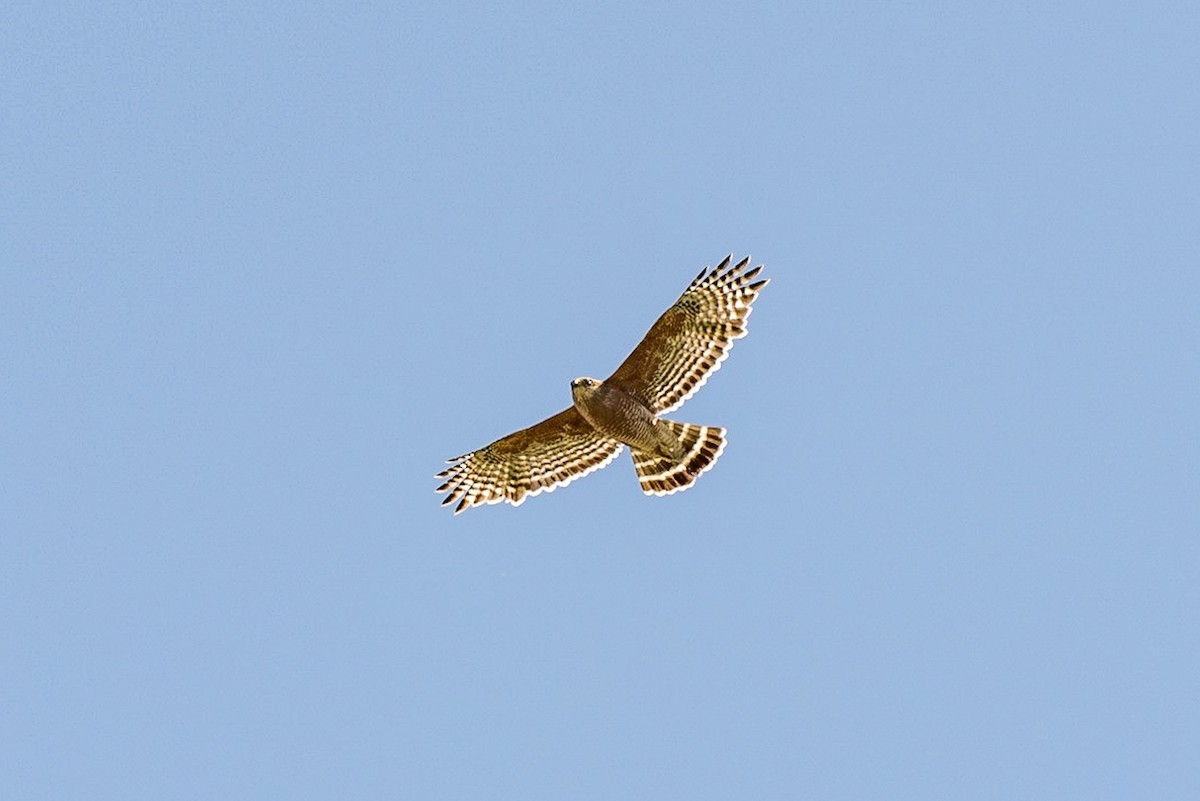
[570,376,600,400]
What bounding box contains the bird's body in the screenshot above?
[570,377,677,460]
[436,255,768,514]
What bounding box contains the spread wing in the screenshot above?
[435,407,624,514]
[605,255,768,414]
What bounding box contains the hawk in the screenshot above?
[436,255,768,514]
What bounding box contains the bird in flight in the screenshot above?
[436,255,768,514]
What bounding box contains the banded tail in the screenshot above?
[631,420,727,496]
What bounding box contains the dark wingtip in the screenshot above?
[705,257,734,282]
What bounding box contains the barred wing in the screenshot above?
[436,407,624,514]
[605,255,768,414]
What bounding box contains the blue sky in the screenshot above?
[3,1,1198,798]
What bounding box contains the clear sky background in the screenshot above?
[3,2,1198,798]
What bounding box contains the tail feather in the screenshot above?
[632,420,726,496]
